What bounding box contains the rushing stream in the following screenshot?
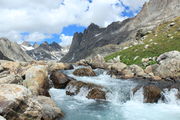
[49,66,180,120]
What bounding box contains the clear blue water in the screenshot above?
[50,67,180,120]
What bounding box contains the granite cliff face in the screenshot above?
[0,38,33,61]
[61,0,180,62]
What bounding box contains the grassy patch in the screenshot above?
[105,17,180,66]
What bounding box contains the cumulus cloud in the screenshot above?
[23,32,52,42]
[59,34,73,47]
[0,0,148,44]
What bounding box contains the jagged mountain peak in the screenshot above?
[22,41,32,47]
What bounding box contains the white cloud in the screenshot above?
[59,34,73,47]
[0,0,148,44]
[23,32,52,42]
[0,31,23,43]
[121,0,149,12]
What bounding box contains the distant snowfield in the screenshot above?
[21,45,34,51]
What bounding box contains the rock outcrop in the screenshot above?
[0,38,33,62]
[23,65,49,96]
[61,0,180,62]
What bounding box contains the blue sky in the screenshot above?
[0,0,148,46]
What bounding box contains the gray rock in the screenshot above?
[153,51,180,79]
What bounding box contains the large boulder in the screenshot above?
[73,68,96,76]
[23,65,49,96]
[0,84,63,120]
[153,51,180,79]
[0,84,41,120]
[50,71,75,89]
[66,80,106,100]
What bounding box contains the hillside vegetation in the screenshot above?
[105,17,180,66]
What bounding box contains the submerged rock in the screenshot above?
[50,71,75,89]
[143,85,162,103]
[73,68,96,76]
[87,88,106,100]
[66,80,106,100]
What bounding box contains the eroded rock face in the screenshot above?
[23,65,49,96]
[73,68,96,77]
[66,80,106,100]
[50,71,74,89]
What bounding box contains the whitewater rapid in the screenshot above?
[49,66,180,120]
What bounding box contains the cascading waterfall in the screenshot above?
[49,66,180,120]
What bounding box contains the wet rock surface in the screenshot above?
[73,67,96,77]
[50,71,75,89]
[66,80,107,100]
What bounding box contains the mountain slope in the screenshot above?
[61,0,180,62]
[0,51,12,61]
[0,38,33,61]
[105,17,180,66]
